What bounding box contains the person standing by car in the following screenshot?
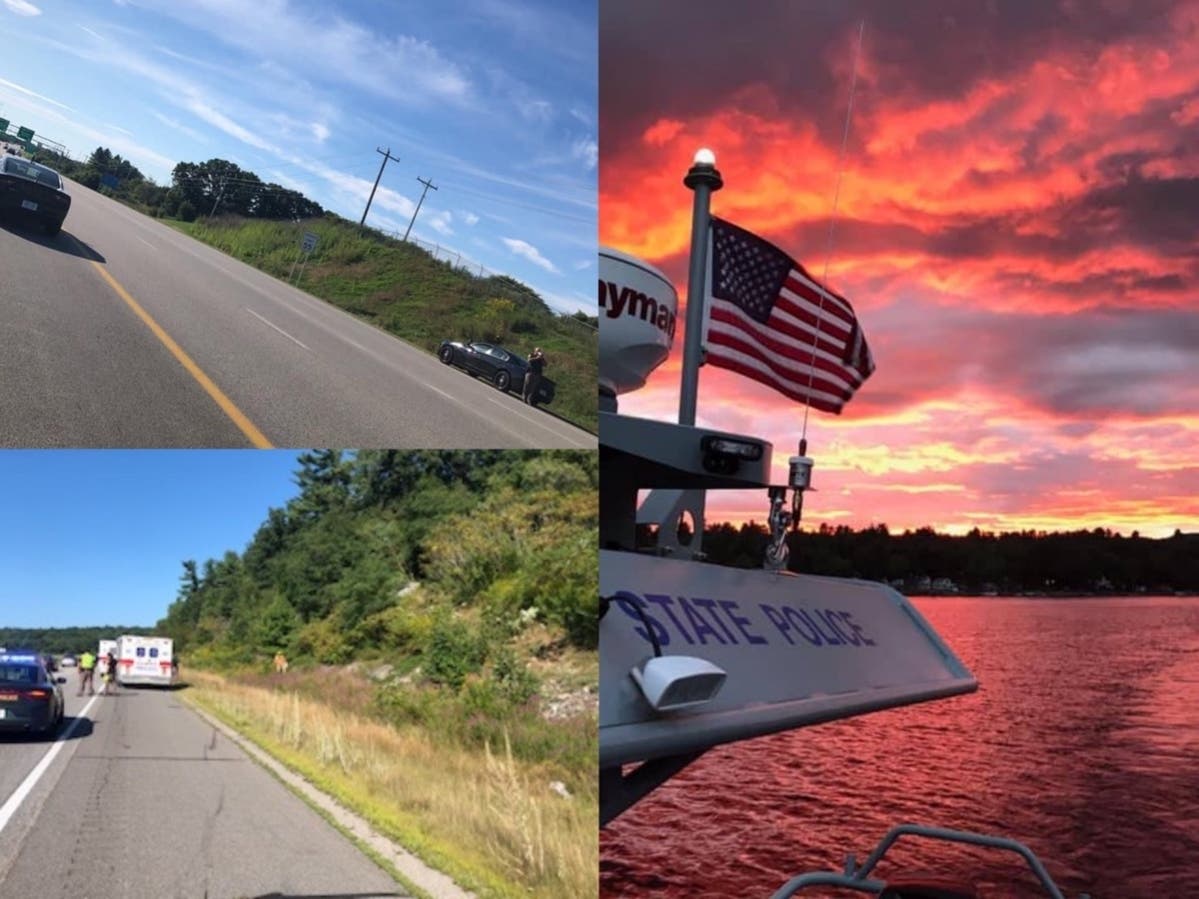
[78,649,97,696]
[523,347,546,404]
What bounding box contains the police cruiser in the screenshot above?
[0,648,66,738]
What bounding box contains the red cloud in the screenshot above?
[601,2,1199,536]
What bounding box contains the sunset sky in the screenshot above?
[600,0,1199,538]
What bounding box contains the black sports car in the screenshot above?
[437,340,555,406]
[0,155,71,236]
[0,650,66,738]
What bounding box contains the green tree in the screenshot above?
[290,449,352,521]
[257,593,300,651]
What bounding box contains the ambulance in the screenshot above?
[115,635,177,687]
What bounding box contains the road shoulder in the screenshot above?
[181,691,476,899]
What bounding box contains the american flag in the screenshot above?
[702,216,874,414]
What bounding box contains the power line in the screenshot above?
[171,173,319,192]
[435,178,594,225]
[174,154,592,226]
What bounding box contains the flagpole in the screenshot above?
[678,148,723,426]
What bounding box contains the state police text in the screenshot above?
[611,591,878,649]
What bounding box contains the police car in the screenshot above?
[0,649,66,738]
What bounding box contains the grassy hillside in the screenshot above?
[158,449,598,899]
[168,217,598,432]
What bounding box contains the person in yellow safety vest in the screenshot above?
[78,650,97,696]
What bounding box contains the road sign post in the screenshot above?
[290,231,319,286]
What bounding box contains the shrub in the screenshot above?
[424,614,485,688]
[293,617,352,664]
[372,681,438,727]
[354,602,433,652]
[492,646,538,705]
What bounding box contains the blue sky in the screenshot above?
[0,0,596,315]
[0,451,304,628]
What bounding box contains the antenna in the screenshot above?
[801,19,865,443]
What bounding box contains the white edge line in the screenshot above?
[136,236,155,250]
[244,307,310,351]
[0,694,100,833]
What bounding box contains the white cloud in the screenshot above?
[466,0,595,69]
[0,77,72,111]
[461,211,480,226]
[427,212,454,236]
[572,258,592,271]
[482,64,555,123]
[151,111,207,144]
[183,95,278,152]
[123,0,473,108]
[311,122,330,142]
[518,98,553,122]
[571,137,597,170]
[2,0,40,16]
[501,237,559,274]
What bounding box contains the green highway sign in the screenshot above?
[16,126,34,141]
[0,118,9,134]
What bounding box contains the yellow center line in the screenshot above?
[89,262,274,448]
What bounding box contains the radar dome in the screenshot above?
[599,246,678,396]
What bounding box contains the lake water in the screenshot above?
[599,596,1199,898]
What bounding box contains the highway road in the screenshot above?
[0,674,409,898]
[0,182,594,449]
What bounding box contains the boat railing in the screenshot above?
[769,823,1091,899]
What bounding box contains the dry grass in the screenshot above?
[183,670,596,899]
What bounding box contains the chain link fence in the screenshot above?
[381,229,596,332]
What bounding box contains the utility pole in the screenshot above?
[360,147,400,228]
[403,176,438,241]
[209,174,228,217]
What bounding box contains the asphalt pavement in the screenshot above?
[0,672,408,898]
[0,182,594,448]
